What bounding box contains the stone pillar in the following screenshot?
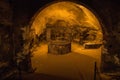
[46,24,52,41]
[46,28,51,41]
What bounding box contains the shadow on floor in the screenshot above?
[17,73,76,80]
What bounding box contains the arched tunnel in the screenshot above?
[23,1,104,80]
[0,0,120,80]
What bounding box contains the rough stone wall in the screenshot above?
[0,0,12,25]
[0,0,13,62]
[1,0,120,72]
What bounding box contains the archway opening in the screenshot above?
[28,1,104,80]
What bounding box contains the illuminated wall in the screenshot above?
[30,1,103,70]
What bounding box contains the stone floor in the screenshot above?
[20,73,75,80]
[30,42,101,80]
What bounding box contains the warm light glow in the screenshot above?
[30,1,103,79]
[31,1,103,42]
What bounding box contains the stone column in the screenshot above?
[46,24,52,41]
